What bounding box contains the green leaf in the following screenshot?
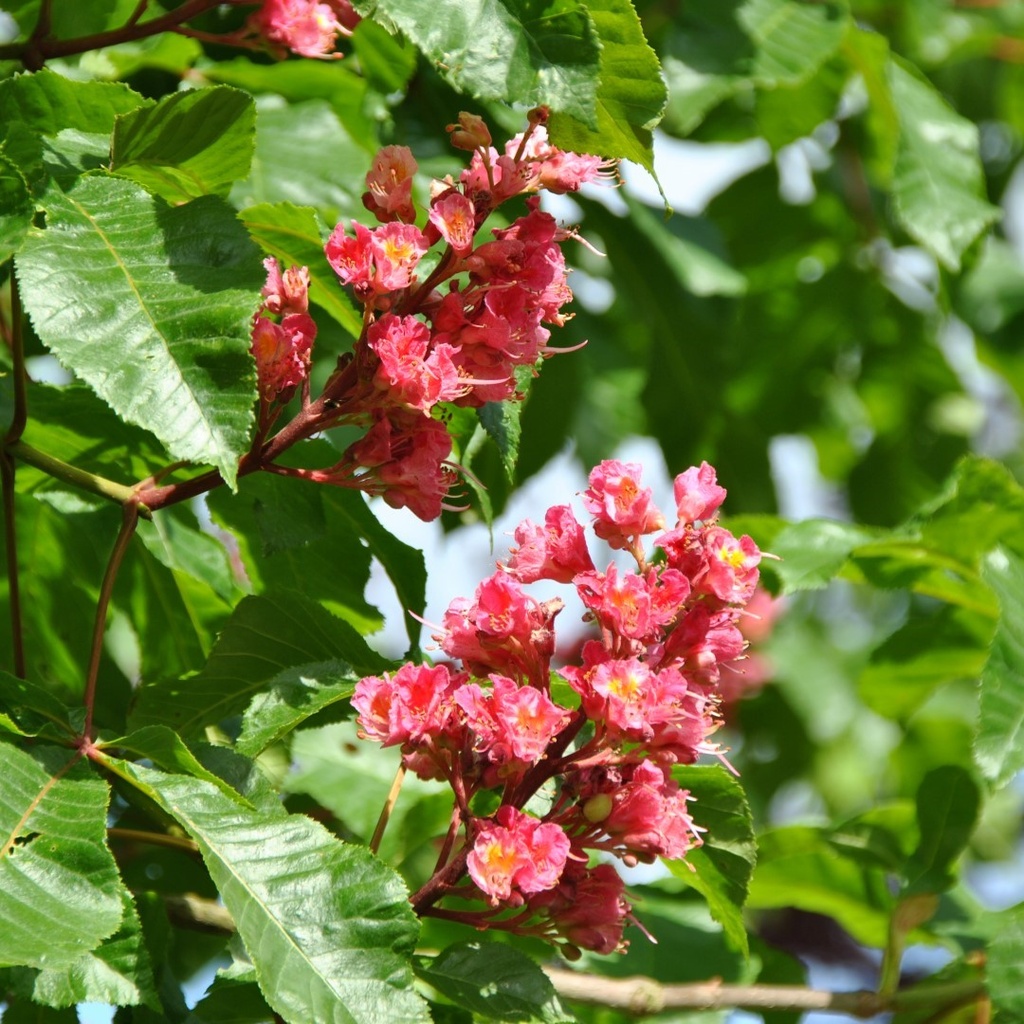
[0,740,124,969]
[103,725,249,801]
[232,100,368,224]
[668,765,757,955]
[769,519,876,592]
[129,590,388,740]
[351,18,419,95]
[16,177,263,486]
[887,59,1000,271]
[240,201,361,338]
[479,395,524,486]
[322,487,427,654]
[0,149,33,261]
[902,766,980,895]
[206,470,383,633]
[989,906,1024,1022]
[747,826,892,947]
[858,605,991,720]
[350,0,601,127]
[827,802,917,872]
[974,548,1024,787]
[115,761,429,1024]
[0,68,148,137]
[28,887,160,1009]
[547,0,666,174]
[414,942,570,1023]
[110,86,256,203]
[0,672,76,740]
[662,0,848,134]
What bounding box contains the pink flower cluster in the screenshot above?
[353,460,763,955]
[290,112,615,520]
[250,257,316,401]
[250,0,360,59]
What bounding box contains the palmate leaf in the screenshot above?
[15,175,263,487]
[350,0,601,127]
[0,740,124,969]
[115,761,429,1024]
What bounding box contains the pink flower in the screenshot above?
[455,674,569,768]
[530,862,629,954]
[703,527,761,604]
[468,807,569,903]
[325,221,375,298]
[250,312,315,399]
[575,563,688,643]
[370,222,429,291]
[582,460,665,550]
[429,192,477,256]
[252,0,346,58]
[600,761,701,861]
[439,572,560,682]
[504,505,595,584]
[260,257,309,315]
[363,145,417,223]
[368,314,465,413]
[673,462,727,524]
[351,662,460,748]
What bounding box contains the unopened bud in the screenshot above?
[446,112,492,150]
[527,105,550,126]
[583,793,613,823]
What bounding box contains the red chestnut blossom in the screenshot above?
[260,256,309,315]
[363,145,418,223]
[368,314,465,413]
[429,191,477,256]
[468,807,570,903]
[250,258,315,399]
[702,527,762,605]
[351,662,461,749]
[251,0,350,58]
[582,460,665,550]
[504,504,595,584]
[589,760,702,861]
[454,675,569,770]
[674,461,728,524]
[529,862,630,955]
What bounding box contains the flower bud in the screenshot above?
[447,112,492,150]
[583,793,613,823]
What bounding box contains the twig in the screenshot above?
[82,502,140,742]
[108,827,200,855]
[370,762,407,854]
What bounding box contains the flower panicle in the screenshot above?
[354,460,774,955]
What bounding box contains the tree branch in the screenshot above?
[160,893,986,1019]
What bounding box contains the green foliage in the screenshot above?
[0,0,1020,1022]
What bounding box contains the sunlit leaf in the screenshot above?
[0,741,124,969]
[16,176,263,486]
[668,765,757,955]
[110,86,256,203]
[974,548,1024,788]
[115,761,429,1024]
[350,0,601,127]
